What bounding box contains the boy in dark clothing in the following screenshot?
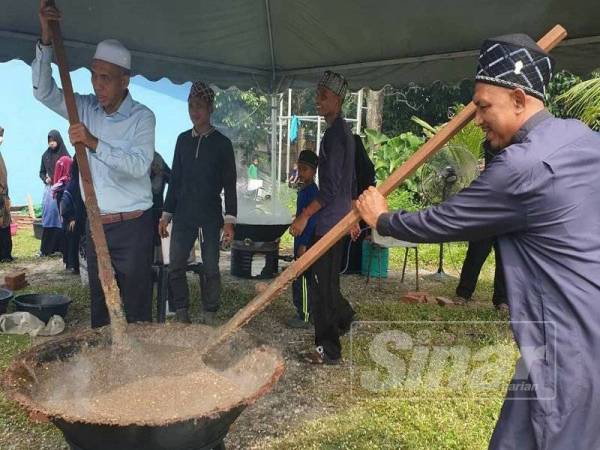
[289,71,359,364]
[288,150,319,329]
[159,81,237,325]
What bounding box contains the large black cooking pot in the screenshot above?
[233,223,290,242]
[59,408,241,450]
[2,324,284,450]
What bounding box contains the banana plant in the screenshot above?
[364,128,424,194]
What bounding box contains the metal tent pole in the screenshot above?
[270,94,278,193]
[356,88,364,135]
[277,94,283,186]
[285,88,292,180]
[315,116,322,185]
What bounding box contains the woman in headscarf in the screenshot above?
[52,155,73,270]
[40,130,69,184]
[59,156,84,274]
[51,155,72,204]
[39,130,69,256]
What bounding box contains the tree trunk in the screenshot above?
[366,88,385,132]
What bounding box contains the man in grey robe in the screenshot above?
[357,33,600,449]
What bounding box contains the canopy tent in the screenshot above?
[1,0,599,92]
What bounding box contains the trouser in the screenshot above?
[309,236,355,360]
[0,226,12,260]
[168,220,221,312]
[40,227,64,256]
[86,209,154,328]
[456,237,507,305]
[292,273,311,322]
[64,229,80,271]
[340,228,366,274]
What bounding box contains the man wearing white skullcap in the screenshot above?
[93,39,132,72]
[33,2,156,329]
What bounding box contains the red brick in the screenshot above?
[436,296,454,307]
[28,410,50,423]
[401,291,429,304]
[5,271,27,291]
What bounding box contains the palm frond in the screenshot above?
[556,77,600,130]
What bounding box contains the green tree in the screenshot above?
[212,88,270,164]
[382,80,474,137]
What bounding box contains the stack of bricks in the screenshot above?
[12,213,34,231]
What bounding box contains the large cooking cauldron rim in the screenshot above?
[1,324,285,428]
[233,223,290,243]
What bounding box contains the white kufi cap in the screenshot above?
[93,39,131,70]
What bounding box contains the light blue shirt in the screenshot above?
[32,42,154,214]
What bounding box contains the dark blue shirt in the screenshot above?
[315,116,356,235]
[294,182,319,256]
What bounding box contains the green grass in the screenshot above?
[267,300,513,449]
[0,334,67,450]
[269,397,502,450]
[269,235,506,449]
[11,227,40,260]
[268,284,513,450]
[0,230,88,449]
[0,230,509,450]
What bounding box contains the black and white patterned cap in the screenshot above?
[318,70,348,99]
[475,34,554,101]
[189,81,215,105]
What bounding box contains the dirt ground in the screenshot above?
[0,252,493,449]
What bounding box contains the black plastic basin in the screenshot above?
[33,220,43,240]
[13,294,72,323]
[0,288,14,315]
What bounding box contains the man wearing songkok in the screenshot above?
[160,81,236,325]
[290,71,358,365]
[356,33,600,449]
[34,4,155,328]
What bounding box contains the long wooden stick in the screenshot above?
[207,25,568,352]
[46,1,128,344]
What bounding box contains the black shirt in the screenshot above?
[164,128,237,226]
[314,116,356,235]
